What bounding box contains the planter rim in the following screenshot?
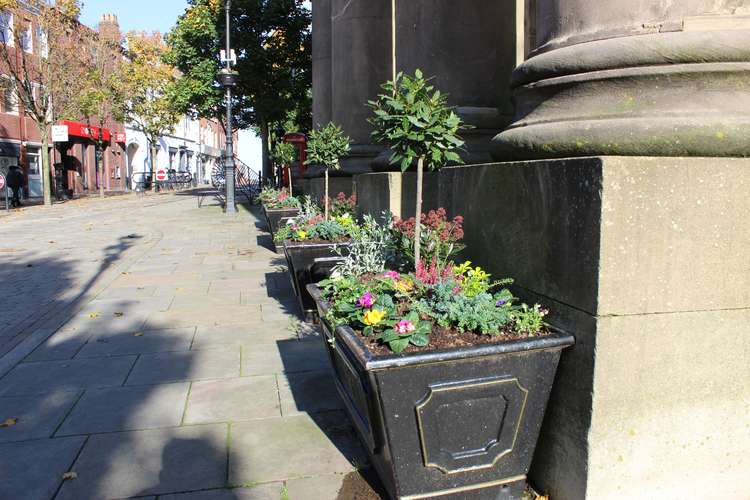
[307,284,575,371]
[283,240,351,250]
[262,205,300,213]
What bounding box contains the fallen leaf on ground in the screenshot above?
[133,332,144,337]
[61,472,77,481]
[113,312,124,317]
[88,312,100,319]
[1,418,18,427]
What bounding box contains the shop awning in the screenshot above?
[59,120,112,142]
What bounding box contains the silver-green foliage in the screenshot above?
[368,69,467,172]
[333,213,394,276]
[305,122,351,171]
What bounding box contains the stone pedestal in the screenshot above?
[304,177,354,203]
[493,2,750,160]
[311,0,332,128]
[439,157,750,499]
[354,172,439,220]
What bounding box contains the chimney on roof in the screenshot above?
[98,13,120,43]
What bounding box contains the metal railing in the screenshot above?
[211,156,262,206]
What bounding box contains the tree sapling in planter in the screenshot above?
[368,69,468,269]
[271,141,297,195]
[305,122,351,220]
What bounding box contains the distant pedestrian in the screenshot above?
[6,165,24,208]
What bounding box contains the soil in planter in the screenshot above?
[335,468,388,500]
[358,324,552,358]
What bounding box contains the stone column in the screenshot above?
[311,0,332,128]
[492,1,750,160]
[329,0,391,175]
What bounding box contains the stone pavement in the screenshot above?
[0,191,367,500]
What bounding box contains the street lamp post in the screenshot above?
[219,0,238,215]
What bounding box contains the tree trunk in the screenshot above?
[414,156,424,269]
[98,143,104,198]
[150,141,158,193]
[40,131,52,206]
[324,168,329,220]
[288,164,293,196]
[260,120,270,184]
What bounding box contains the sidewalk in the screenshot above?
[0,191,371,500]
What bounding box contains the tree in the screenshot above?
[369,70,467,269]
[270,140,295,195]
[115,32,180,191]
[304,122,350,220]
[0,0,91,206]
[166,0,311,181]
[77,26,126,197]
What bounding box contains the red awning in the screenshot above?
[60,120,112,142]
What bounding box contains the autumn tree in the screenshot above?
[0,0,91,205]
[166,0,311,181]
[116,31,180,190]
[77,23,126,197]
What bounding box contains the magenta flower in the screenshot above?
[395,320,416,334]
[382,271,400,280]
[358,292,376,309]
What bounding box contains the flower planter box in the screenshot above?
[283,241,349,318]
[262,205,300,238]
[307,284,574,500]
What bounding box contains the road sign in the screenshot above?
[155,168,168,182]
[0,173,5,190]
[51,125,69,142]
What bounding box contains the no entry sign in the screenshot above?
[0,174,5,190]
[155,169,168,182]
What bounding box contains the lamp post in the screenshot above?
[219,0,239,215]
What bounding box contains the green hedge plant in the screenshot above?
[368,70,467,269]
[305,122,351,220]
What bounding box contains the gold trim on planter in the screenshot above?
[400,473,527,499]
[414,377,529,474]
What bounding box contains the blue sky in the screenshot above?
[80,0,189,34]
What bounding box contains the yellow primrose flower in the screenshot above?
[296,230,307,240]
[363,309,387,326]
[394,279,414,294]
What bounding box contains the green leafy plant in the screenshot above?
[333,213,395,277]
[305,123,351,220]
[271,141,298,195]
[368,70,468,269]
[258,186,300,209]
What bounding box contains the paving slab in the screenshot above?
[95,285,158,300]
[142,305,263,329]
[183,376,280,425]
[0,356,137,396]
[56,383,190,436]
[75,327,196,358]
[286,474,347,500]
[0,436,85,500]
[24,328,91,362]
[159,484,284,500]
[191,322,296,349]
[242,339,330,376]
[229,413,365,484]
[0,390,81,443]
[278,371,342,416]
[56,424,228,500]
[126,348,240,385]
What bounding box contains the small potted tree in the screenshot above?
[304,122,351,220]
[271,141,297,195]
[368,69,467,269]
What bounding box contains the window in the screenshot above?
[36,26,47,57]
[169,148,177,170]
[0,12,12,46]
[2,77,18,114]
[26,147,40,176]
[19,22,31,53]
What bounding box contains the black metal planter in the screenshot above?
[284,241,348,319]
[262,205,299,239]
[307,284,574,500]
